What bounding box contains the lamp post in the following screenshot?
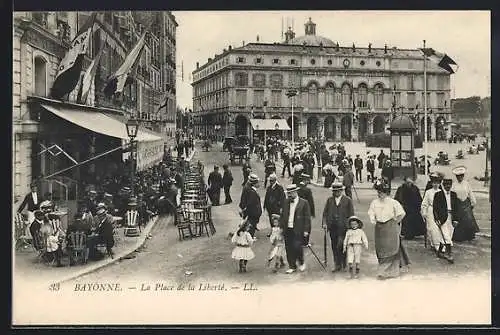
[440,118,445,141]
[126,117,140,197]
[286,89,298,153]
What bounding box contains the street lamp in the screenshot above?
[126,117,140,196]
[286,89,298,153]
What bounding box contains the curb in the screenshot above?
[56,215,163,285]
[476,233,491,239]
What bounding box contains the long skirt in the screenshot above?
[375,221,411,279]
[453,198,480,242]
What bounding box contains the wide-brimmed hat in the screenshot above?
[248,173,259,184]
[452,166,467,176]
[373,179,390,193]
[286,184,299,193]
[40,200,52,209]
[347,215,363,228]
[429,172,442,182]
[104,193,113,199]
[271,214,281,221]
[330,182,345,191]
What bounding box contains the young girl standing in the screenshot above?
[343,215,369,279]
[267,214,286,272]
[231,223,255,273]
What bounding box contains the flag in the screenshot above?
[103,32,147,97]
[50,12,96,99]
[421,48,459,74]
[77,35,106,104]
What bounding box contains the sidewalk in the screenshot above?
[14,148,198,288]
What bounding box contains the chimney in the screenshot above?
[336,42,340,51]
[196,62,199,69]
[352,43,355,52]
[256,35,259,42]
[368,43,372,53]
[228,45,232,50]
[242,40,245,46]
[384,44,387,54]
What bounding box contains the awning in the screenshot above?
[250,119,290,131]
[41,104,162,142]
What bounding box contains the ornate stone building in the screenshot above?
[191,18,452,142]
[12,11,177,203]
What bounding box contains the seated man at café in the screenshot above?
[29,210,46,250]
[94,207,115,258]
[77,200,95,230]
[66,216,94,265]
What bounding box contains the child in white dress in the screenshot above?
[267,214,286,272]
[231,222,255,273]
[343,216,369,279]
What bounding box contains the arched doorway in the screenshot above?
[373,115,386,134]
[435,116,446,141]
[341,116,352,141]
[235,115,249,137]
[359,115,368,140]
[286,116,299,140]
[307,116,319,139]
[324,116,336,141]
[34,56,47,96]
[420,116,432,141]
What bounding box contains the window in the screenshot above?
[374,84,383,109]
[34,56,47,96]
[237,57,245,63]
[437,92,445,109]
[325,83,335,108]
[288,73,300,87]
[408,62,414,69]
[310,59,316,65]
[270,74,283,88]
[395,92,401,108]
[255,57,262,64]
[273,58,280,64]
[327,59,333,65]
[290,59,297,65]
[236,89,247,107]
[437,76,445,90]
[407,92,416,109]
[342,83,351,108]
[360,60,365,66]
[271,90,282,107]
[252,73,266,87]
[253,90,265,107]
[357,84,367,108]
[308,83,318,108]
[376,61,381,66]
[234,72,248,86]
[407,75,414,91]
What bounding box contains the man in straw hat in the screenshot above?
[432,177,459,264]
[322,182,355,272]
[238,173,262,238]
[279,184,311,273]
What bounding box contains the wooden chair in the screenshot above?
[124,210,140,237]
[14,213,32,250]
[176,208,193,241]
[67,231,88,266]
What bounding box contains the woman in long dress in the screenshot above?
[451,166,480,242]
[368,178,410,279]
[421,173,445,257]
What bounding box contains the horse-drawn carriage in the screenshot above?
[229,135,250,165]
[455,149,464,159]
[467,145,479,155]
[434,151,451,165]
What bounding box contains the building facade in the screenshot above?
[12,11,177,203]
[191,18,452,142]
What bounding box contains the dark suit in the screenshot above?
[222,169,233,204]
[354,158,363,182]
[433,190,459,226]
[18,192,41,213]
[297,186,315,218]
[264,183,285,224]
[322,195,354,270]
[208,171,223,205]
[239,185,262,237]
[279,198,311,269]
[366,159,375,182]
[96,214,115,254]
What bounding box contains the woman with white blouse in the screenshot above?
[368,178,410,279]
[421,172,446,256]
[451,166,480,242]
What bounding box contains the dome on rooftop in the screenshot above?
[284,17,336,47]
[389,115,417,130]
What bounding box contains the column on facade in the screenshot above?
[351,117,359,142]
[429,116,435,141]
[317,115,325,139]
[367,116,374,136]
[335,116,342,141]
[299,115,307,139]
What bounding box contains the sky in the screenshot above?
[173,11,490,109]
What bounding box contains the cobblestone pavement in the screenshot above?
[19,143,489,324]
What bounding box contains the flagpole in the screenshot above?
[423,39,428,180]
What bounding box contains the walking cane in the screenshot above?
[307,243,327,271]
[352,184,361,204]
[323,226,328,267]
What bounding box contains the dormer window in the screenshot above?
[290,59,297,65]
[273,58,280,64]
[256,57,262,64]
[327,59,333,65]
[237,57,245,63]
[310,59,316,65]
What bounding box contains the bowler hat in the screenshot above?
[330,182,345,191]
[286,184,299,193]
[271,214,281,221]
[248,173,259,184]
